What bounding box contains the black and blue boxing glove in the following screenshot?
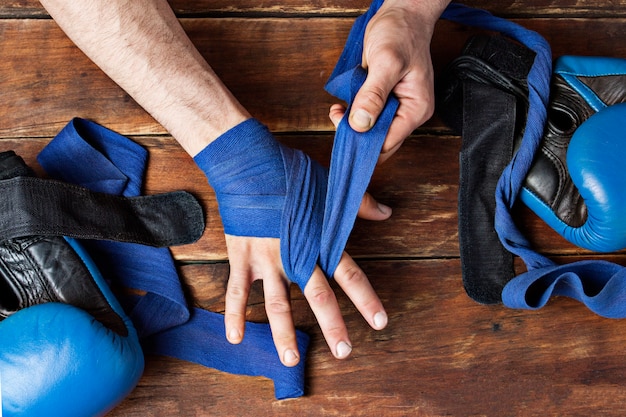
[521,56,626,252]
[0,237,145,417]
[0,152,144,417]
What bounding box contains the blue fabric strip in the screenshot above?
[440,3,555,274]
[38,118,308,400]
[440,4,555,269]
[320,1,399,277]
[501,261,626,318]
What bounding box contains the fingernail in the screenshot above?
[377,203,392,216]
[373,311,388,330]
[351,109,373,130]
[336,341,352,359]
[283,349,299,366]
[228,328,241,343]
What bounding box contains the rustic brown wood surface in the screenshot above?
[2,0,626,416]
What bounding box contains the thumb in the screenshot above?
[349,70,396,133]
[357,191,392,221]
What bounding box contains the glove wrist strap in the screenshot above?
[436,35,535,304]
[0,164,204,247]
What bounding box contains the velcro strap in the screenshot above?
[457,81,517,304]
[436,34,535,304]
[0,176,204,247]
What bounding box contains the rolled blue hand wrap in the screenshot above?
[38,118,308,400]
[195,0,397,289]
[442,3,626,317]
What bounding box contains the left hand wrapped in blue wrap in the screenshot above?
[194,118,328,290]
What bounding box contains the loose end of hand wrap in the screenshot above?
[441,5,626,317]
[143,310,310,400]
[320,0,398,278]
[502,261,626,319]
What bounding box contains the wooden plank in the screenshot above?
[3,17,626,137]
[3,0,626,17]
[107,259,626,417]
[462,0,626,17]
[0,0,372,18]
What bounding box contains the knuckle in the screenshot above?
[225,310,246,322]
[265,297,292,316]
[415,100,435,123]
[308,285,336,306]
[340,264,367,286]
[361,86,388,109]
[226,282,248,300]
[325,325,345,340]
[273,332,295,345]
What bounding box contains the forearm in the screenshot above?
[384,0,451,23]
[39,0,250,156]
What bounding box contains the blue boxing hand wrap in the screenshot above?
[438,5,626,316]
[40,118,309,400]
[194,118,328,289]
[195,119,287,237]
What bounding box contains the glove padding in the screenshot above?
[521,56,626,252]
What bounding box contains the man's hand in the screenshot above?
[329,0,451,164]
[224,192,390,367]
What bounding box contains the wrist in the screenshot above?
[181,100,251,157]
[193,118,286,237]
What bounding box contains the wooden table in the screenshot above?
[2,1,626,415]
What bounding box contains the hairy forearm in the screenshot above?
[39,0,250,155]
[385,0,452,21]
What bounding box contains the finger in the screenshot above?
[329,103,346,128]
[349,64,401,133]
[224,263,251,345]
[357,191,392,221]
[378,135,405,165]
[303,266,352,359]
[379,97,433,164]
[333,252,387,331]
[263,275,300,367]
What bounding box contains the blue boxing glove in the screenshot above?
[521,56,626,252]
[0,235,144,416]
[0,237,144,417]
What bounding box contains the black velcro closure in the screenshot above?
[0,176,204,247]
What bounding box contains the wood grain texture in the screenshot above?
[2,0,626,415]
[1,133,594,262]
[3,0,626,17]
